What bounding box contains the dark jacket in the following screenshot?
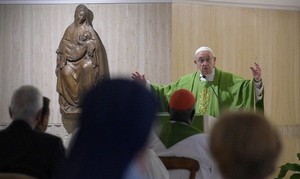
[0,120,66,179]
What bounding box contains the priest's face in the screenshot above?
[194,51,216,75]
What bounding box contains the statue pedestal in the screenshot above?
[60,108,80,134]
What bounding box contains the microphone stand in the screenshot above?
[202,75,223,110]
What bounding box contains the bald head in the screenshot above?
[9,85,43,123]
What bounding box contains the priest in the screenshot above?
[132,46,264,116]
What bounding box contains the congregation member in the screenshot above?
[132,46,264,116]
[0,85,66,179]
[150,89,222,179]
[58,79,158,179]
[35,96,50,132]
[210,111,282,179]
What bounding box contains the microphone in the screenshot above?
[202,75,223,109]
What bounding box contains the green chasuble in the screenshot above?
[151,68,264,117]
[159,121,201,148]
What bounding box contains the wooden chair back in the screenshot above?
[159,156,200,179]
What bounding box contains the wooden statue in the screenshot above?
[56,4,110,133]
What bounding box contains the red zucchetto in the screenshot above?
[169,89,196,111]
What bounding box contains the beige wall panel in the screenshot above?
[0,4,172,126]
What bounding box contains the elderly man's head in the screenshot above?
[9,85,43,128]
[194,46,216,76]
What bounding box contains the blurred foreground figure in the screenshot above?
[210,111,282,179]
[59,79,157,179]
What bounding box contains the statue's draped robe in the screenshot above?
[56,21,109,113]
[151,68,264,117]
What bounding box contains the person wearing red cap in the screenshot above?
[150,89,222,179]
[159,89,199,147]
[132,46,264,117]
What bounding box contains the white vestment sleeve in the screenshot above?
[254,80,263,101]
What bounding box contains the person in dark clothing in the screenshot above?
[0,85,66,179]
